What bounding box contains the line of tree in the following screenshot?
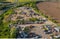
[0,0,6,2]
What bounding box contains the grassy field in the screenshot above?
[1,0,60,3]
[6,0,37,3]
[6,0,47,3]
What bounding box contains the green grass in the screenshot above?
[19,0,36,2]
[6,0,37,3]
[4,9,13,16]
[0,8,15,38]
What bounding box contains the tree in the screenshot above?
[0,0,6,2]
[24,27,31,33]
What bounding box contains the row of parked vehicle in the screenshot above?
[17,31,42,38]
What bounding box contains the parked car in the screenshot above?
[44,30,52,34]
[17,31,28,38]
[27,33,42,38]
[46,25,52,30]
[35,35,42,38]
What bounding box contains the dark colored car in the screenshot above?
[44,30,52,34]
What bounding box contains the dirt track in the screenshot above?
[37,2,60,24]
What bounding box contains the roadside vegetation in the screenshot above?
[0,9,12,38]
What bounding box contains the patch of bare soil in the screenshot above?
[37,2,60,24]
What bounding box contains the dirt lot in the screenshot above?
[37,2,60,24]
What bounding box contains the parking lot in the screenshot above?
[9,7,59,39]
